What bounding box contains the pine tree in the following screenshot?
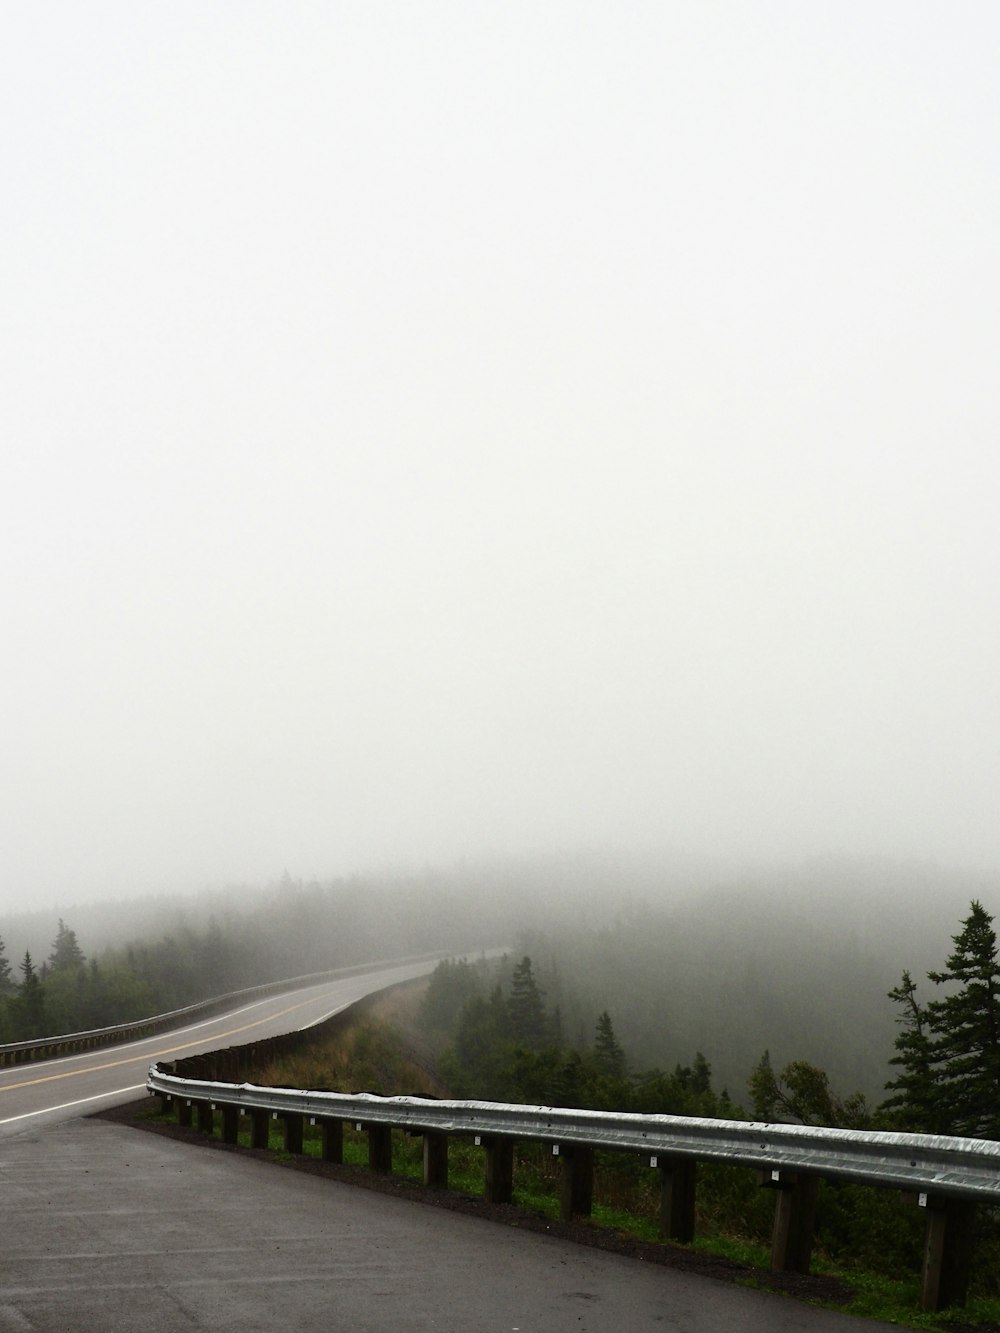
[549,1004,564,1049]
[17,951,45,1037]
[0,934,14,994]
[421,958,485,1036]
[447,985,514,1099]
[925,901,1000,1138]
[507,957,546,1048]
[48,919,85,972]
[748,1049,780,1121]
[593,1010,626,1079]
[884,970,944,1132]
[690,1051,712,1097]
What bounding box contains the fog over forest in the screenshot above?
[3,6,999,936]
[2,853,995,1106]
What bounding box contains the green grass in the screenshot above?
[690,1231,771,1270]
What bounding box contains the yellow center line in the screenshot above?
[0,994,327,1094]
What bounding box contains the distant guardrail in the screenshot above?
[147,1053,1000,1314]
[0,951,449,1066]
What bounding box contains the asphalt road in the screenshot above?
[1,1117,898,1333]
[0,962,898,1331]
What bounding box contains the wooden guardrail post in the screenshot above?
[761,1169,818,1273]
[177,1098,193,1128]
[250,1109,270,1149]
[423,1132,448,1189]
[221,1105,240,1144]
[367,1123,393,1173]
[483,1137,514,1204]
[195,1101,214,1135]
[917,1194,976,1311]
[655,1155,697,1243]
[320,1118,344,1163]
[282,1113,304,1155]
[557,1144,593,1221]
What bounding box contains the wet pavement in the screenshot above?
[0,1116,897,1332]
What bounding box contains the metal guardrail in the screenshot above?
[146,1058,1000,1314]
[0,951,449,1065]
[143,1070,1000,1203]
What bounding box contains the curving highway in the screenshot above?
[0,959,436,1139]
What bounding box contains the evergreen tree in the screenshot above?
[925,900,1000,1138]
[549,1004,564,1049]
[20,951,36,986]
[748,1049,780,1120]
[883,970,943,1132]
[17,951,45,1037]
[420,958,485,1036]
[508,956,546,1048]
[593,1010,626,1079]
[0,934,14,994]
[48,919,85,972]
[631,1057,726,1118]
[689,1051,712,1097]
[553,1049,585,1106]
[446,986,514,1098]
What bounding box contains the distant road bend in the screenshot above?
[0,958,436,1138]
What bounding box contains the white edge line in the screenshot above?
[0,984,348,1075]
[0,1085,147,1127]
[301,1003,350,1029]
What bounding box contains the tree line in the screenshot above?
[421,953,731,1119]
[0,911,296,1042]
[0,920,156,1041]
[419,901,1000,1295]
[746,899,1000,1140]
[429,900,1000,1164]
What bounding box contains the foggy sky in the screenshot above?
[3,3,1000,910]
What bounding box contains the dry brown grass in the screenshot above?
[253,978,448,1098]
